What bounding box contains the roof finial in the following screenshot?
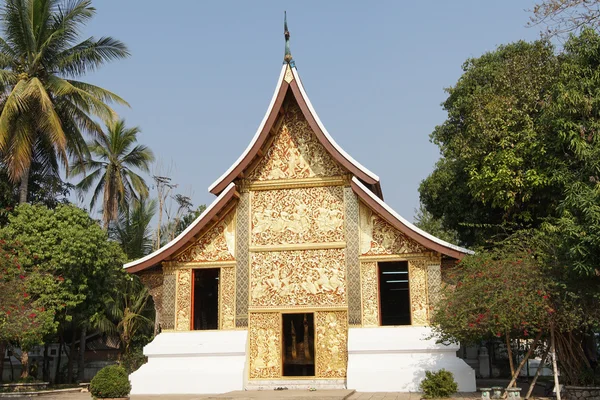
[284,11,294,66]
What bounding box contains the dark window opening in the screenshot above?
[282,313,315,376]
[192,268,219,330]
[379,261,411,326]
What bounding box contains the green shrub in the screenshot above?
[89,364,131,399]
[419,369,458,398]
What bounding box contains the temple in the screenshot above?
[125,18,476,395]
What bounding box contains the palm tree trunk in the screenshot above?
[18,166,30,204]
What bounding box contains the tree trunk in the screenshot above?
[18,166,30,204]
[19,350,29,379]
[42,343,49,382]
[551,325,561,400]
[77,325,86,382]
[504,331,543,395]
[55,332,64,384]
[506,332,515,380]
[66,333,76,383]
[0,342,6,383]
[525,344,549,399]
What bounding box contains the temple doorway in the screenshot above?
[282,313,315,377]
[192,268,219,330]
[379,261,411,325]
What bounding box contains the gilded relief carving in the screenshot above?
[248,101,346,181]
[250,249,346,308]
[235,192,250,327]
[161,268,176,330]
[409,260,429,325]
[220,267,236,329]
[175,212,236,263]
[315,311,348,378]
[359,203,426,255]
[251,187,344,246]
[175,268,192,331]
[360,262,379,327]
[138,270,163,327]
[427,263,442,318]
[249,312,282,379]
[345,187,362,326]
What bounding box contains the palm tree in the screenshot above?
[72,119,154,227]
[0,0,130,203]
[111,197,157,260]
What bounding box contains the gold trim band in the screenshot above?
[164,260,237,269]
[250,242,346,252]
[247,176,347,191]
[359,252,439,262]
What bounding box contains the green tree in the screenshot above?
[72,119,154,228]
[0,0,129,203]
[110,197,157,260]
[413,202,459,245]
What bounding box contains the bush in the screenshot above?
[89,364,131,399]
[419,369,458,398]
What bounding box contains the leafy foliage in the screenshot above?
[419,369,458,398]
[72,119,154,227]
[0,0,129,202]
[89,364,131,398]
[110,197,157,260]
[530,0,600,37]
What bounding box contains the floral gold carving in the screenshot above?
[360,204,426,255]
[409,260,428,325]
[427,263,442,318]
[138,270,163,329]
[251,187,344,246]
[249,312,282,379]
[248,100,345,181]
[176,212,236,263]
[360,262,379,327]
[315,311,348,378]
[175,268,192,331]
[250,249,346,308]
[220,267,236,329]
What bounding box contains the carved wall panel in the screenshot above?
[236,192,250,327]
[249,312,282,379]
[250,249,346,308]
[175,212,236,263]
[345,187,361,326]
[315,311,348,378]
[138,269,163,329]
[359,203,427,255]
[248,100,346,182]
[360,262,379,327]
[220,267,236,329]
[175,268,192,331]
[251,186,344,246]
[427,263,442,319]
[409,260,429,325]
[162,267,176,330]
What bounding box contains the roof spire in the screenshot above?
[284,11,295,67]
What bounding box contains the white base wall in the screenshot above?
[347,327,476,393]
[129,330,247,395]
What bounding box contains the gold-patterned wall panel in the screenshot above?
[249,312,282,379]
[220,267,236,329]
[427,263,442,320]
[138,269,164,329]
[345,187,361,326]
[315,311,348,378]
[409,260,428,326]
[162,267,176,330]
[360,262,379,327]
[175,212,236,263]
[251,186,344,246]
[248,100,346,181]
[235,192,250,327]
[250,249,346,308]
[175,268,192,331]
[359,203,427,255]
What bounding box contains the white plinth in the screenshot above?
[347,326,476,392]
[129,330,247,395]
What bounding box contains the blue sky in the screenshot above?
[79,0,544,222]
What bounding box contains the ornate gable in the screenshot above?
[174,211,236,263]
[359,202,427,255]
[247,99,346,182]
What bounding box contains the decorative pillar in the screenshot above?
[427,261,442,323]
[408,260,428,326]
[220,267,236,329]
[235,191,250,327]
[344,187,361,326]
[360,261,379,327]
[161,266,177,330]
[175,268,192,331]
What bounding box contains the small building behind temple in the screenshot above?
[125,21,476,395]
